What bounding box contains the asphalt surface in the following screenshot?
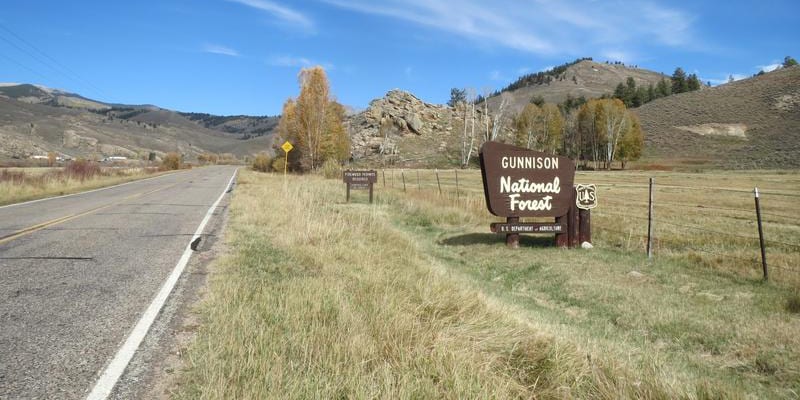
[0,165,237,399]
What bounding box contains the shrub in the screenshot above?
[321,158,342,179]
[252,153,272,172]
[161,152,182,170]
[786,292,800,314]
[65,159,101,181]
[271,157,286,173]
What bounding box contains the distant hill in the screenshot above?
[485,59,668,114]
[636,65,800,169]
[0,83,277,161]
[180,112,279,139]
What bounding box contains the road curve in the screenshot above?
[0,165,237,399]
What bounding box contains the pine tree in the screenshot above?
[784,56,798,68]
[671,67,688,94]
[656,78,671,98]
[448,88,466,107]
[687,73,701,91]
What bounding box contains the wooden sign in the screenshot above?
[575,184,598,210]
[343,170,377,203]
[479,141,575,217]
[479,141,593,249]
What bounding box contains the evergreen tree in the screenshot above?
[448,88,466,107]
[671,67,688,94]
[784,56,798,68]
[687,73,701,91]
[656,78,671,98]
[530,95,545,107]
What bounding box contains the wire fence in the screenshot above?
[375,168,800,286]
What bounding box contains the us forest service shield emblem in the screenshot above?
[575,184,597,210]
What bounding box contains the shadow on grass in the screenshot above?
[439,233,556,247]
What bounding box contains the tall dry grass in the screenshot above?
[0,162,159,205]
[173,170,719,399]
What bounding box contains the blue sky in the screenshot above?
[1,0,797,116]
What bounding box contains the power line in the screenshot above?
[0,22,111,101]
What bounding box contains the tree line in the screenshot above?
[610,67,702,108]
[448,90,643,170]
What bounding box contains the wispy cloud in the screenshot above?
[202,44,240,57]
[320,0,697,58]
[757,63,781,73]
[705,73,748,86]
[228,0,313,31]
[489,70,506,82]
[269,55,334,70]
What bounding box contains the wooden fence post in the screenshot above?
[647,177,654,259]
[455,169,460,200]
[401,171,406,192]
[435,169,442,196]
[417,170,420,191]
[754,187,768,281]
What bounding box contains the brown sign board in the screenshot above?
[490,222,565,234]
[479,141,575,218]
[343,170,377,184]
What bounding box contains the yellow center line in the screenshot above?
[0,182,180,245]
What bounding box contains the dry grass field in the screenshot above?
[174,168,800,399]
[0,163,161,206]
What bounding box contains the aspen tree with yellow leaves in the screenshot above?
[274,66,349,172]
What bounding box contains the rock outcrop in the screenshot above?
[346,89,492,166]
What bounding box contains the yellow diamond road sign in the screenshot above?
[281,141,293,153]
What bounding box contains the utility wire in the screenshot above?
[0,22,110,101]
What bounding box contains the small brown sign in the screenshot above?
[343,170,377,203]
[343,170,377,185]
[575,184,598,210]
[479,141,575,218]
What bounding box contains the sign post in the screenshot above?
[575,184,597,244]
[281,141,293,177]
[479,141,593,249]
[343,170,377,203]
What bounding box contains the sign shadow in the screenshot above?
[439,233,555,247]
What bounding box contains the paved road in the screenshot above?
[0,165,237,399]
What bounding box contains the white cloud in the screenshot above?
[269,55,334,70]
[228,0,313,30]
[757,63,781,73]
[320,0,697,57]
[705,73,748,86]
[489,70,505,81]
[202,44,240,57]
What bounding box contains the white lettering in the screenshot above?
[500,156,559,169]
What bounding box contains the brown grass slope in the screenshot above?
[0,86,275,160]
[636,66,800,169]
[487,60,668,114]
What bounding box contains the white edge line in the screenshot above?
[0,169,186,210]
[85,167,238,400]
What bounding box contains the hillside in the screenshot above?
[636,65,800,168]
[485,59,668,114]
[0,84,276,161]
